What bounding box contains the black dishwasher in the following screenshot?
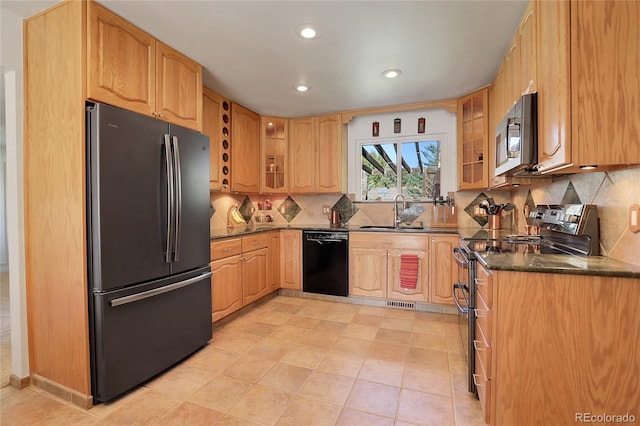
[302,230,349,297]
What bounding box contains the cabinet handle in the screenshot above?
[475,278,487,287]
[222,247,232,252]
[473,340,487,351]
[472,374,486,387]
[255,240,262,245]
[474,308,488,319]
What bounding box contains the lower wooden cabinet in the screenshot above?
[350,246,388,298]
[387,249,429,302]
[280,230,302,289]
[349,232,455,305]
[210,237,243,322]
[267,231,280,293]
[242,247,268,305]
[210,255,242,322]
[429,235,458,305]
[210,232,276,322]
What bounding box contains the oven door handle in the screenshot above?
[452,282,470,315]
[453,247,469,268]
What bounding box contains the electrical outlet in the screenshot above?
[630,204,639,233]
[322,205,331,215]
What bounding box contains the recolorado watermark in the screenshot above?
[576,413,636,423]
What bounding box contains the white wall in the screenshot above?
[1,4,30,380]
[347,108,457,199]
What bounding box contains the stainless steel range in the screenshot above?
[452,203,600,395]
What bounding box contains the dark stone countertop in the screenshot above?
[210,224,460,239]
[476,251,640,278]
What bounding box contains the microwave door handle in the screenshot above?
[507,118,521,158]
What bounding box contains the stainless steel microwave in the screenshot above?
[495,93,537,176]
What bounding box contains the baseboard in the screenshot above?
[277,290,459,315]
[9,373,30,389]
[31,374,93,410]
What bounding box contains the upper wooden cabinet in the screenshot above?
[518,1,537,96]
[289,117,316,193]
[315,114,343,193]
[155,41,202,131]
[261,117,288,193]
[537,0,640,172]
[203,88,231,191]
[457,88,489,190]
[87,1,203,132]
[231,103,261,193]
[289,114,344,194]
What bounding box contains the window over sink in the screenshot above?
[359,139,441,201]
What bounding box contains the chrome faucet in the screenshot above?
[393,193,407,227]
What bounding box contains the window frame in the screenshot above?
[356,133,444,202]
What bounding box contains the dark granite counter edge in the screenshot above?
[476,255,640,279]
[210,224,460,239]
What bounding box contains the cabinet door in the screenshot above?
[572,0,640,167]
[262,117,288,193]
[231,103,261,192]
[536,0,571,172]
[503,37,520,110]
[155,41,203,132]
[387,249,428,302]
[203,88,222,191]
[267,231,281,293]
[289,117,315,193]
[349,247,387,298]
[87,2,156,117]
[429,235,458,305]
[315,114,343,193]
[211,256,243,322]
[457,88,488,190]
[242,248,268,305]
[519,1,537,96]
[280,230,302,290]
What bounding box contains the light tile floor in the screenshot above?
[0,295,485,425]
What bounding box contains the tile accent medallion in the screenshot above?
[278,196,302,223]
[238,196,255,223]
[463,192,489,227]
[524,190,536,214]
[561,181,581,204]
[331,195,359,222]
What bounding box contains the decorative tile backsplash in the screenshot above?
[209,165,639,265]
[278,196,302,223]
[512,165,640,265]
[331,195,358,222]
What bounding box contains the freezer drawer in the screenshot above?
[91,267,212,402]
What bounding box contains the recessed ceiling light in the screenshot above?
[383,69,402,79]
[296,25,319,39]
[296,85,309,92]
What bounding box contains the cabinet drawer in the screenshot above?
[474,349,491,425]
[350,232,430,250]
[242,233,268,252]
[475,320,492,379]
[475,291,492,342]
[210,238,242,261]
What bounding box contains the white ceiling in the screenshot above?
[2,0,529,118]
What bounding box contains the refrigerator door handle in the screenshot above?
[110,272,212,307]
[172,136,182,262]
[164,134,174,263]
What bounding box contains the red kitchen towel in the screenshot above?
[400,254,419,289]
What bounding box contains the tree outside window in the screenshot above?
[361,140,440,201]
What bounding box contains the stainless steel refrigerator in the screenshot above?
[86,102,212,402]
